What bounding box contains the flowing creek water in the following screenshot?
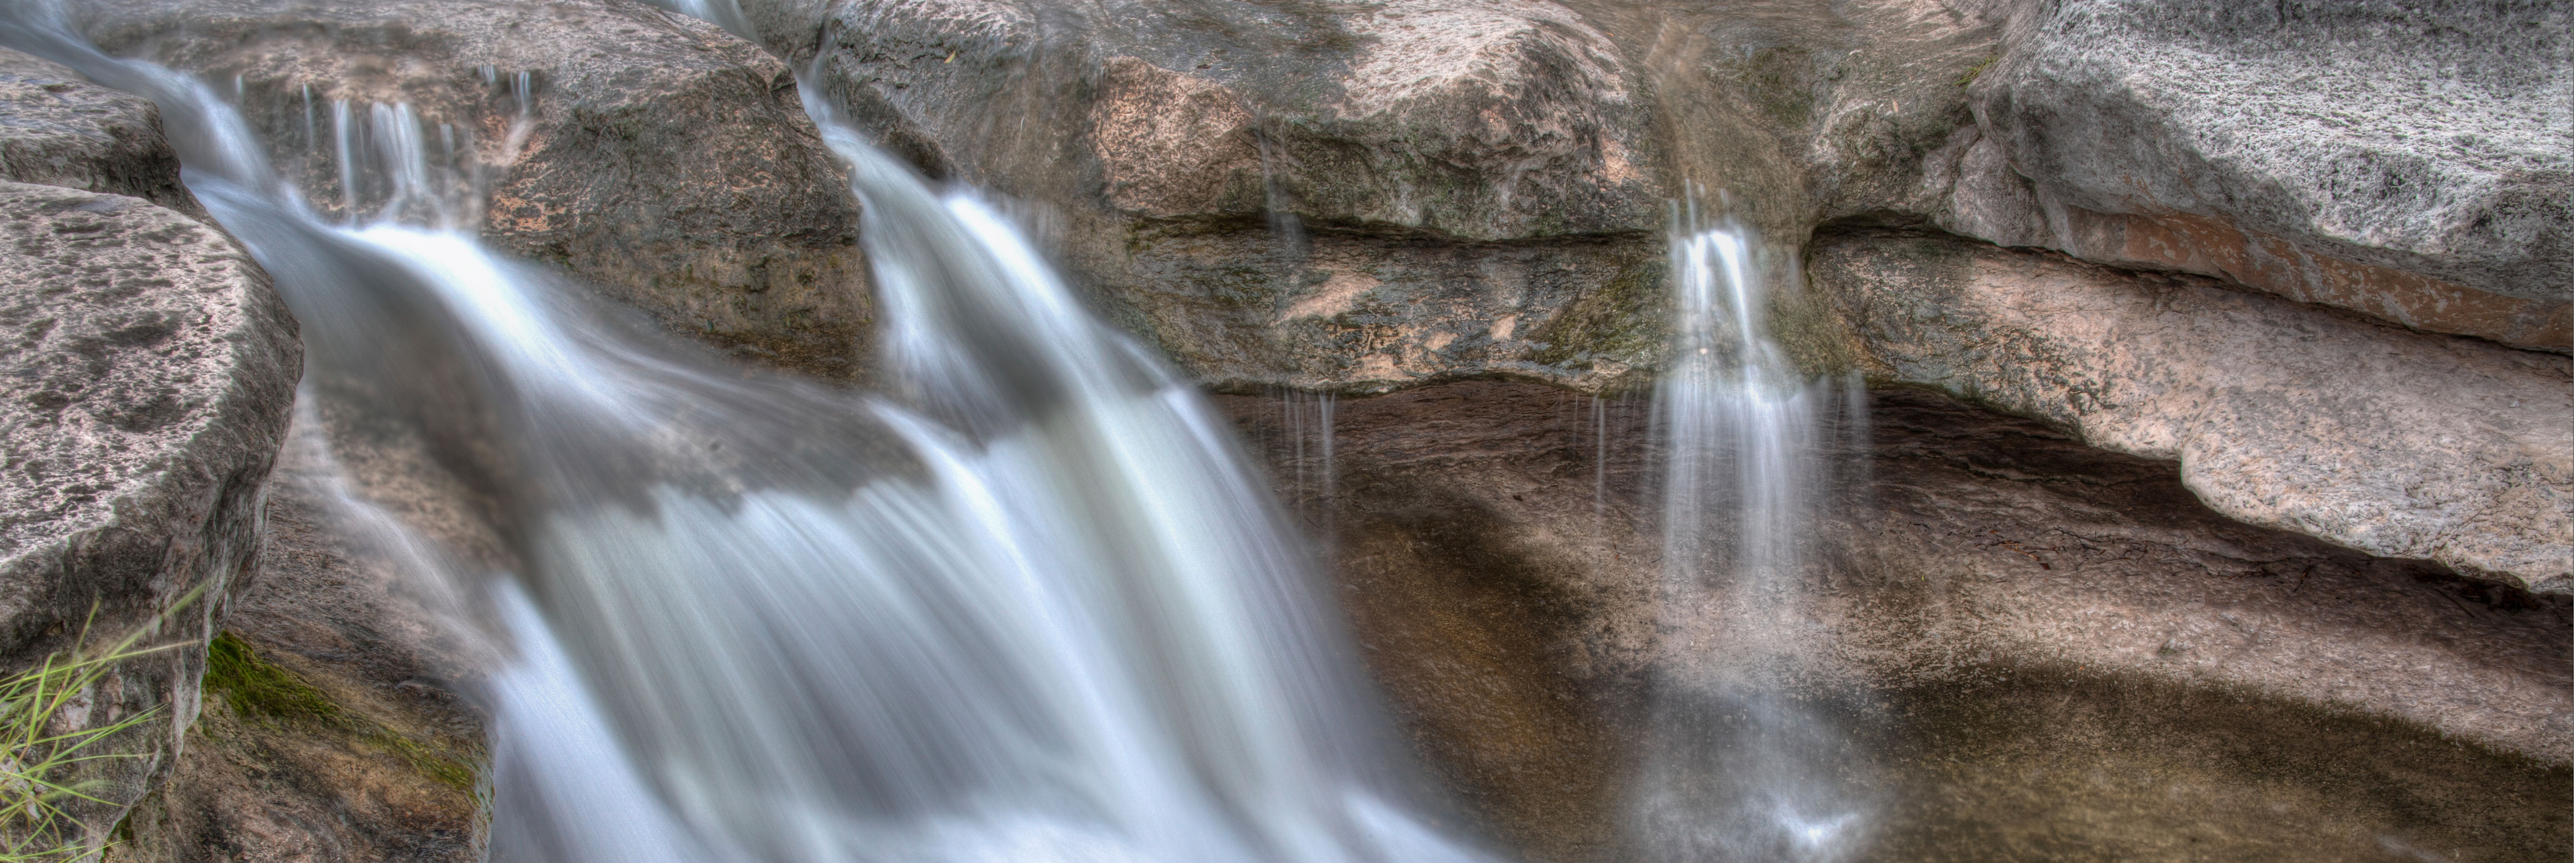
[7,2,2570,862]
[3,4,1503,861]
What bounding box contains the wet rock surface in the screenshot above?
[0,179,300,848]
[84,0,873,378]
[0,48,192,212]
[1222,381,2572,862]
[1810,228,2575,594]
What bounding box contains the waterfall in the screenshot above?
[0,5,1493,862]
[1630,199,1869,861]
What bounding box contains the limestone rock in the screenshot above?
[731,0,1674,392]
[0,48,190,211]
[86,0,873,377]
[1222,381,2570,861]
[1928,0,2573,350]
[0,180,300,847]
[1810,229,2574,593]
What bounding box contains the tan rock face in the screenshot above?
[0,180,300,847]
[724,0,1681,392]
[87,0,874,378]
[1810,228,2574,594]
[1223,381,2571,861]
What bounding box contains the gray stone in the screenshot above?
[87,0,874,378]
[0,48,191,212]
[0,180,300,849]
[1810,228,2574,593]
[1927,0,2573,350]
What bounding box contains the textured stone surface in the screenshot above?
[109,424,486,863]
[88,0,873,377]
[1223,381,2571,861]
[1921,0,2573,350]
[0,180,300,848]
[729,0,1682,392]
[0,48,192,212]
[1810,229,2574,593]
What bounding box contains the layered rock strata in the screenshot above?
[1912,0,2573,350]
[1811,228,2574,593]
[1222,381,2571,862]
[0,177,300,848]
[732,0,1685,393]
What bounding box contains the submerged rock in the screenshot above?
[84,0,873,378]
[0,179,300,850]
[1810,228,2574,594]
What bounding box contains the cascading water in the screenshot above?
[0,5,1494,862]
[1630,198,1869,862]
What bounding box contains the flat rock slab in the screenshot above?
[1939,0,2573,349]
[0,48,190,211]
[0,180,298,841]
[1812,229,2573,593]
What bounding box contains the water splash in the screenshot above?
[1630,196,1871,862]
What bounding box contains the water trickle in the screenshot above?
[1276,389,1338,543]
[1631,195,1871,862]
[0,6,1496,862]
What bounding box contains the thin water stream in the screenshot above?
[1632,199,1866,862]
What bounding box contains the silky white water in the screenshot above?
[1631,199,1868,862]
[0,5,1492,862]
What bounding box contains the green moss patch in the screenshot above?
[200,632,479,793]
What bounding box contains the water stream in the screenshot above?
[1631,199,1867,862]
[0,5,1494,862]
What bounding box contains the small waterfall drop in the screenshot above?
[1631,198,1870,862]
[0,6,1494,862]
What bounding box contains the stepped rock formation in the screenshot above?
[0,0,2563,858]
[1223,382,2570,861]
[726,0,2571,590]
[0,164,300,847]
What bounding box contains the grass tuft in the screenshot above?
[0,604,191,862]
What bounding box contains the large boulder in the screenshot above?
[0,48,192,212]
[0,179,300,850]
[1810,228,2574,594]
[729,0,1683,393]
[1912,0,2572,351]
[85,0,874,377]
